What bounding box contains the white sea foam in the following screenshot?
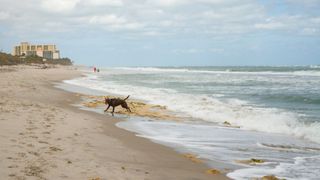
[113,67,190,73]
[64,73,320,144]
[117,119,320,180]
[111,67,320,77]
[256,143,320,152]
[310,65,320,69]
[227,155,320,180]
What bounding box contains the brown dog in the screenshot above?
[104,95,131,116]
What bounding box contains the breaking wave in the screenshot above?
[64,73,320,144]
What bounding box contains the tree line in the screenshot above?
[0,52,73,66]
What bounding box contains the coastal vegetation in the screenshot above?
[0,52,72,66]
[0,52,20,65]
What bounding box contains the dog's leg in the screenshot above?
[122,103,131,112]
[104,105,110,112]
[111,106,115,116]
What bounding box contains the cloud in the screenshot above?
[173,48,204,54]
[209,48,224,53]
[85,14,144,31]
[254,15,320,35]
[41,0,80,13]
[255,20,285,30]
[285,0,320,7]
[149,0,184,7]
[89,14,126,25]
[0,0,319,38]
[302,28,318,35]
[0,11,10,20]
[173,48,224,54]
[148,0,251,7]
[40,0,123,13]
[83,0,123,6]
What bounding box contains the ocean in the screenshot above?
[62,66,320,179]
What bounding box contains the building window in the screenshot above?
[44,45,48,50]
[43,51,53,59]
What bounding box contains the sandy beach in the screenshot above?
[0,65,228,180]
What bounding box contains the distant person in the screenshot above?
[97,69,100,72]
[93,67,96,72]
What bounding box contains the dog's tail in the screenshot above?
[123,95,130,100]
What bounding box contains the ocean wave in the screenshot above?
[109,67,320,77]
[228,155,320,180]
[257,143,320,152]
[310,65,320,69]
[113,67,190,73]
[64,73,320,144]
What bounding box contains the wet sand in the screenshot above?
[0,65,228,179]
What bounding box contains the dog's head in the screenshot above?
[105,97,110,104]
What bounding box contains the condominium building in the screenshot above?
[12,42,60,59]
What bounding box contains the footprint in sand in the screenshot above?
[26,127,38,131]
[24,165,43,177]
[26,143,34,147]
[17,152,27,158]
[38,140,49,144]
[27,121,34,125]
[66,160,72,164]
[49,146,62,152]
[29,135,38,139]
[8,165,19,168]
[8,173,16,177]
[28,151,40,157]
[50,164,58,168]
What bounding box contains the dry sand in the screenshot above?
[0,65,229,180]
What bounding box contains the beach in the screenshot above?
[0,65,227,180]
[62,66,320,180]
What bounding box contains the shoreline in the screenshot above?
[59,67,320,180]
[0,65,228,179]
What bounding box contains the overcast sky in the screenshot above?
[0,0,319,66]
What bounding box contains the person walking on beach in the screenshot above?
[93,66,96,72]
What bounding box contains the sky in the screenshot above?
[0,0,320,66]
